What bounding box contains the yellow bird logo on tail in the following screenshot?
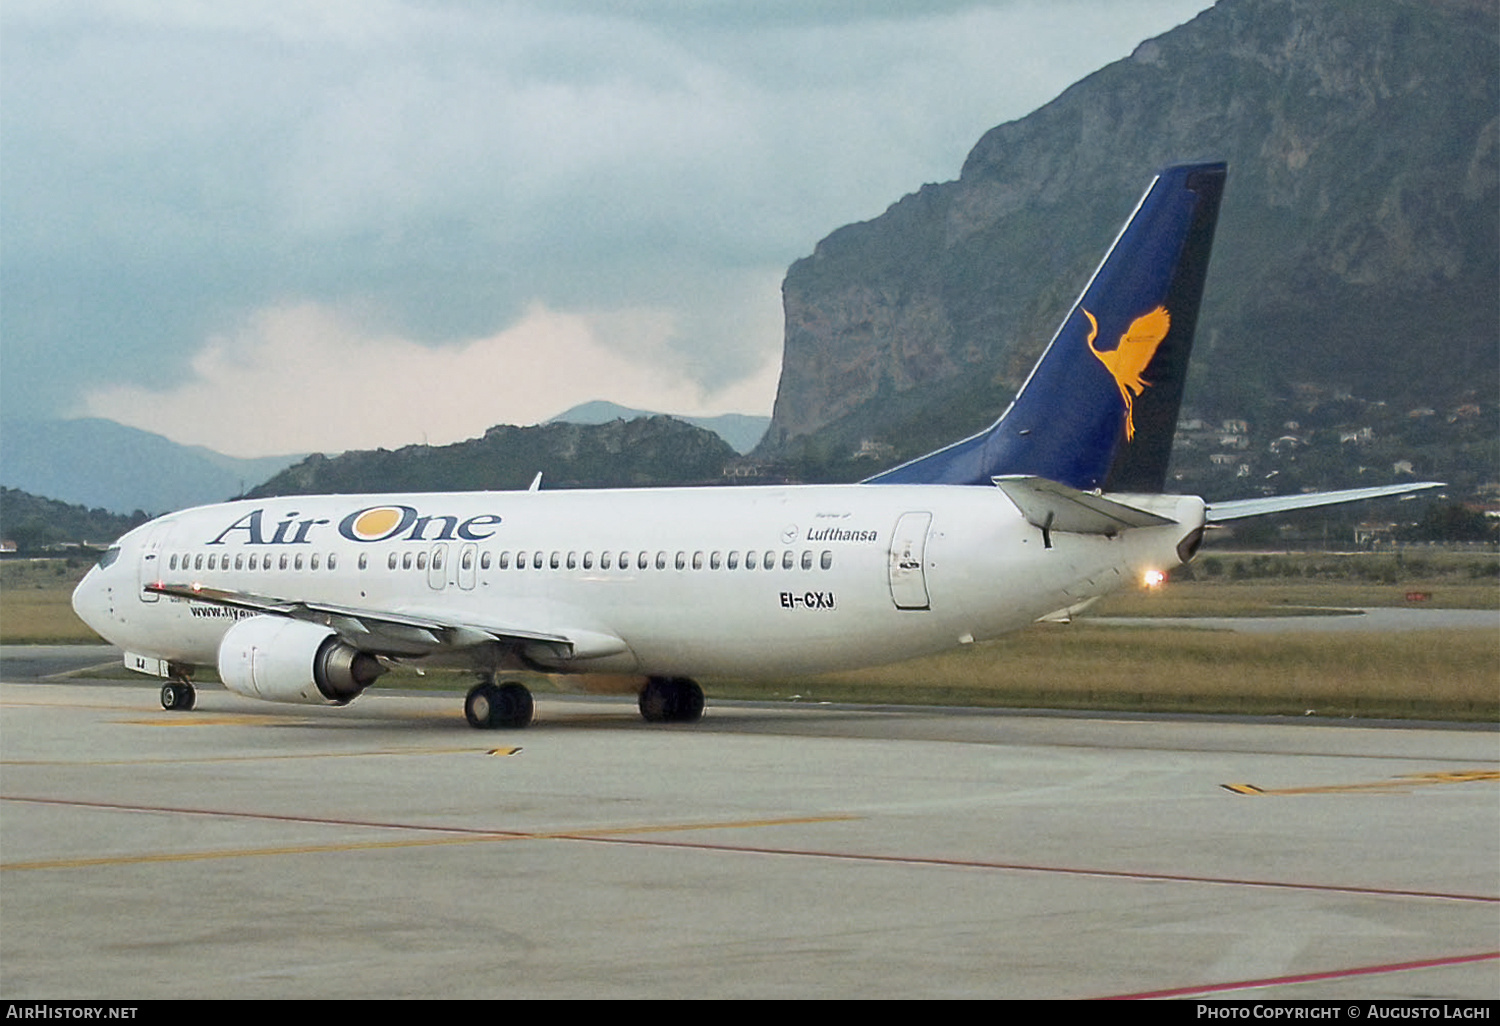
[1083,305,1170,441]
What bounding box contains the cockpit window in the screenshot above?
[97,546,121,570]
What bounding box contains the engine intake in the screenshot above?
[218,615,385,706]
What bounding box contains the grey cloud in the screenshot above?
[1,0,1209,429]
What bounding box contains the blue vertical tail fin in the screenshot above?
[865,162,1226,492]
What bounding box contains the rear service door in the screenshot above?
[888,512,932,610]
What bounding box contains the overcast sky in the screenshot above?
[1,0,1211,457]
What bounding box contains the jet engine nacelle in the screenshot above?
[217,615,385,706]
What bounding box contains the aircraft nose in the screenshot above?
[71,564,113,639]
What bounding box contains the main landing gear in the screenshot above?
[460,674,706,728]
[638,676,704,724]
[465,677,535,729]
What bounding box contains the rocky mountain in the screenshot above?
[246,416,739,498]
[0,418,302,515]
[761,0,1497,490]
[548,401,769,454]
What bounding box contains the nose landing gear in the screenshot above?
[160,663,197,710]
[160,681,196,710]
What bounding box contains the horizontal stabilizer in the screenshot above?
[1206,482,1444,523]
[993,475,1175,536]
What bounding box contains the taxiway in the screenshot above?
[1,652,1495,999]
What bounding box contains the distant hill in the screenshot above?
[548,401,769,454]
[761,0,1497,492]
[0,418,302,515]
[246,416,739,497]
[0,487,149,551]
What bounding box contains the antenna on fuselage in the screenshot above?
[528,472,543,492]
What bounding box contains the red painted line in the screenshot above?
[0,794,534,837]
[6,793,1498,906]
[1100,950,1500,1000]
[580,836,1500,904]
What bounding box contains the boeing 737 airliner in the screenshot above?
[71,163,1439,728]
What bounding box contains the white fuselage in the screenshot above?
[73,484,1203,680]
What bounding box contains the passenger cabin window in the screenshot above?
[600,551,612,570]
[389,553,398,570]
[310,553,320,571]
[745,551,757,570]
[821,551,833,570]
[764,550,775,570]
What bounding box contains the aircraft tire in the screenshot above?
[495,682,534,729]
[639,677,704,724]
[465,682,497,728]
[160,682,195,711]
[673,678,705,723]
[465,681,534,729]
[639,678,670,722]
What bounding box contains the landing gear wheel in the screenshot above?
[674,678,705,723]
[638,677,704,724]
[465,681,534,729]
[160,681,196,711]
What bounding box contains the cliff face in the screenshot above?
[764,0,1498,457]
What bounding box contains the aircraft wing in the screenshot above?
[1205,482,1444,523]
[144,582,627,661]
